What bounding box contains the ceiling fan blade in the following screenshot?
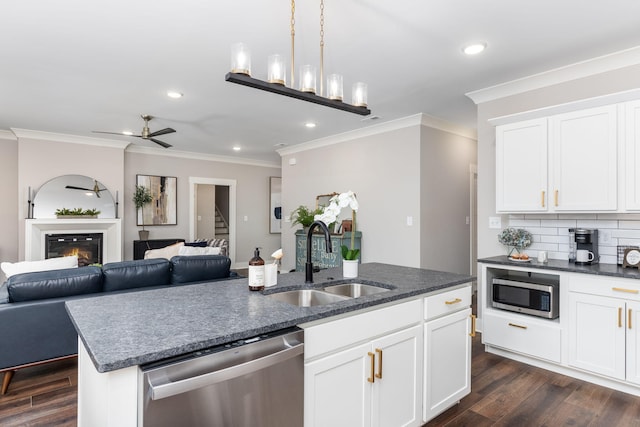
[148,128,176,138]
[150,138,172,148]
[65,185,92,191]
[92,131,143,137]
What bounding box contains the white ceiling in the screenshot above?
[3,0,640,164]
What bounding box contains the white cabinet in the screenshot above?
[495,105,618,213]
[496,118,548,212]
[423,286,473,423]
[625,100,640,210]
[304,300,423,427]
[550,106,618,211]
[568,287,640,385]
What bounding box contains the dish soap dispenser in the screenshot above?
[248,248,265,291]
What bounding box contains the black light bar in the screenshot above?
[225,72,371,116]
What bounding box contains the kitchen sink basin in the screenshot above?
[267,289,351,307]
[322,283,391,298]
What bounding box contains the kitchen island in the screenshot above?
[66,262,474,426]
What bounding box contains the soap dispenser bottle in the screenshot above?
[248,248,265,291]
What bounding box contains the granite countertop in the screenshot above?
[478,255,640,280]
[65,262,473,373]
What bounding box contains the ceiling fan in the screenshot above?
[65,179,107,198]
[93,114,175,148]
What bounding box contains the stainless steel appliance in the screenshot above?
[141,328,304,427]
[492,277,559,319]
[573,228,600,265]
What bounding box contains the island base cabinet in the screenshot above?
[304,326,423,427]
[423,308,471,422]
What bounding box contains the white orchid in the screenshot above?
[314,191,360,260]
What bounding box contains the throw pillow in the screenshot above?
[184,241,208,247]
[1,255,79,279]
[178,246,222,256]
[144,242,185,260]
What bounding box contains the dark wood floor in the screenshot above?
[2,334,640,426]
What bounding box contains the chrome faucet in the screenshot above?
[306,220,333,283]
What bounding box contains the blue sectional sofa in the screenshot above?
[0,255,236,394]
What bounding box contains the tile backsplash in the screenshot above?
[506,214,640,265]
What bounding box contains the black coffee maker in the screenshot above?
[573,228,600,265]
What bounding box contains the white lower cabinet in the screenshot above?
[423,286,473,423]
[568,291,640,385]
[304,325,423,427]
[423,307,471,422]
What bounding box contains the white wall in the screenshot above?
[475,63,640,260]
[0,133,19,282]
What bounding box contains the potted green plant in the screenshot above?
[315,191,360,277]
[133,185,153,240]
[291,205,323,233]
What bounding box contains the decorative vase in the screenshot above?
[343,259,359,278]
[138,230,149,240]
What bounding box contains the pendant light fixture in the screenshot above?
[225,0,370,116]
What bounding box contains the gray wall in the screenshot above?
[0,134,18,282]
[196,184,215,239]
[280,118,476,274]
[420,127,477,273]
[476,63,640,260]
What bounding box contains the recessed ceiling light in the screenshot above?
[274,142,287,147]
[233,146,241,151]
[463,42,487,55]
[305,122,317,128]
[122,130,134,136]
[167,91,184,99]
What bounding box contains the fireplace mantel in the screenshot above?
[25,219,122,263]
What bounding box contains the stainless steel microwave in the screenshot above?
[492,277,559,319]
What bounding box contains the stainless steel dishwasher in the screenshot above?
[141,328,304,427]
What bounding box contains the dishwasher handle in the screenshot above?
[148,341,304,400]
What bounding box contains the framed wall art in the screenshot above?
[136,174,177,226]
[269,176,282,234]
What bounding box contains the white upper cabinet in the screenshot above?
[550,105,618,211]
[625,100,640,210]
[495,104,618,213]
[496,118,548,212]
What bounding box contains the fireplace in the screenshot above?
[45,233,103,266]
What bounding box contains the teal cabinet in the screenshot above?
[295,230,362,271]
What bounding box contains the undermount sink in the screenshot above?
[266,289,351,307]
[322,283,391,298]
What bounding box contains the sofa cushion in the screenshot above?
[6,266,103,302]
[170,255,231,284]
[144,242,184,260]
[178,246,221,256]
[1,255,78,279]
[102,259,171,292]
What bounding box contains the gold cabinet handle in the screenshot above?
[367,352,375,383]
[541,190,545,208]
[445,298,462,305]
[469,314,477,337]
[554,190,559,207]
[619,307,623,328]
[375,348,383,379]
[612,287,640,294]
[508,322,527,330]
[629,308,633,330]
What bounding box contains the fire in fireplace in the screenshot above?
[45,233,103,266]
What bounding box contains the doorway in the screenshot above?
[189,177,237,264]
[470,164,478,290]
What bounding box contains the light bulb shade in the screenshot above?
[352,82,368,107]
[268,54,286,85]
[299,65,316,94]
[230,43,251,76]
[327,74,343,101]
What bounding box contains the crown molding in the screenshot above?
[125,145,280,169]
[277,113,475,156]
[466,45,640,105]
[11,128,131,149]
[0,130,17,141]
